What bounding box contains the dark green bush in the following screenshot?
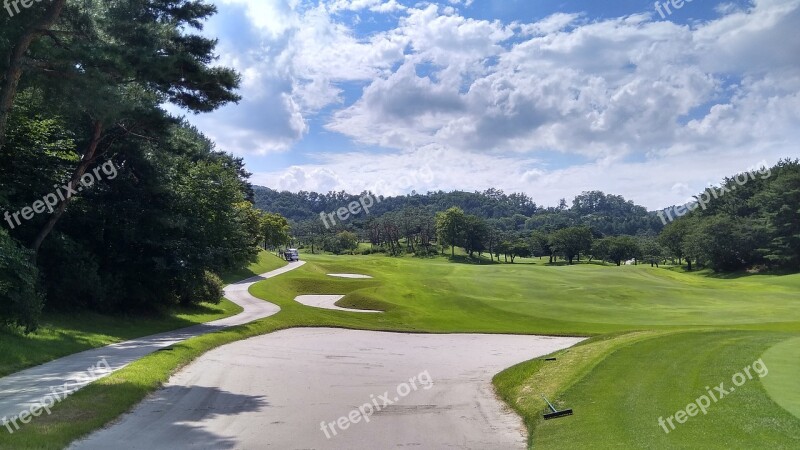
[0,229,43,332]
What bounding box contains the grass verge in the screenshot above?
[494,330,800,449]
[0,250,285,378]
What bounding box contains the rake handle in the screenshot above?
[541,394,558,413]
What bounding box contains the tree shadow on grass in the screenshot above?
[23,382,270,449]
[663,265,799,279]
[445,255,500,265]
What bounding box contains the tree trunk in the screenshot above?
[31,120,103,261]
[687,259,692,271]
[0,0,67,151]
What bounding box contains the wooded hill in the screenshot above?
[256,159,800,273]
[254,187,664,237]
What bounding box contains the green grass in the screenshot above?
[495,331,800,449]
[279,253,800,334]
[761,336,800,419]
[0,250,287,378]
[2,251,799,449]
[219,249,288,284]
[0,300,242,378]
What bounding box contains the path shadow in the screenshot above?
[70,385,269,449]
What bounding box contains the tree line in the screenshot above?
[282,160,799,273]
[0,1,281,332]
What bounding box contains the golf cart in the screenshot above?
[284,248,300,261]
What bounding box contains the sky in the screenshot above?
[177,0,800,210]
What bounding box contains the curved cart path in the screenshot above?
[70,328,584,450]
[0,261,304,420]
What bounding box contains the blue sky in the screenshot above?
[179,0,799,209]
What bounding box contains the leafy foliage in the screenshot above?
[0,228,43,332]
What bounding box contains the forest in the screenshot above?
[267,160,800,273]
[0,0,267,332]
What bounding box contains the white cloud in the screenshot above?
[189,0,799,209]
[520,12,582,36]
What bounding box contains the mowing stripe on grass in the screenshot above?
[761,336,800,419]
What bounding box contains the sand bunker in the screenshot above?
[294,294,382,313]
[327,273,373,279]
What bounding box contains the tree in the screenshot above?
[755,159,800,269]
[528,230,553,262]
[328,231,358,254]
[435,207,466,257]
[549,226,593,264]
[261,213,291,254]
[0,228,43,332]
[0,0,67,151]
[510,239,531,263]
[682,226,706,272]
[29,123,260,312]
[482,222,502,261]
[683,216,767,272]
[606,236,641,266]
[496,240,511,263]
[462,214,488,258]
[238,202,264,249]
[659,218,692,264]
[23,0,241,259]
[591,238,612,264]
[639,237,666,267]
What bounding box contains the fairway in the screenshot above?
[248,253,800,449]
[761,336,800,420]
[284,254,800,334]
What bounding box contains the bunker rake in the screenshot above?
[541,394,573,419]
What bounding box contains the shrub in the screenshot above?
[178,270,224,305]
[0,229,43,332]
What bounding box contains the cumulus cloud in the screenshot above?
[188,0,799,209]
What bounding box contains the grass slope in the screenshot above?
[2,252,798,449]
[0,250,288,378]
[761,336,800,419]
[496,331,800,449]
[290,253,800,334]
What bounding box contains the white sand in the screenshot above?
[327,273,373,279]
[70,328,584,450]
[295,294,382,313]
